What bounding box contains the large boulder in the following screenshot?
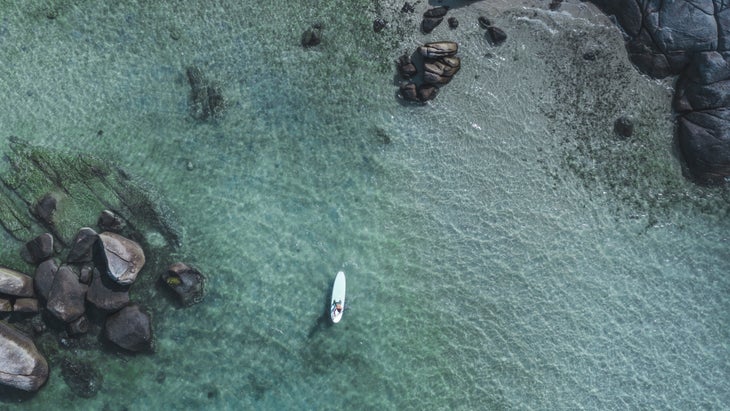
[0,267,34,297]
[46,265,87,323]
[97,232,145,286]
[0,321,49,391]
[104,304,153,352]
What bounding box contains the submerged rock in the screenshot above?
[614,116,634,139]
[97,232,146,286]
[486,26,507,46]
[105,304,153,352]
[61,358,103,398]
[161,262,206,307]
[301,24,322,48]
[0,138,181,249]
[97,209,126,233]
[0,321,49,391]
[186,66,225,121]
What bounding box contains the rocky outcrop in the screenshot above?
[0,322,48,392]
[589,1,730,182]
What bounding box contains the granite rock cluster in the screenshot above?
[397,42,461,103]
[0,208,206,393]
[588,0,730,183]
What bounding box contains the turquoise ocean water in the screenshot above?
[0,1,728,409]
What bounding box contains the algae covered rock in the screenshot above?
[0,137,180,268]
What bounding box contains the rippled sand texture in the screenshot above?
[0,0,728,409]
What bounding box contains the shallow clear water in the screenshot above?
[0,1,728,410]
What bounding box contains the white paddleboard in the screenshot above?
[330,271,346,323]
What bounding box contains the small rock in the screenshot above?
[301,26,322,48]
[0,322,49,391]
[162,263,206,307]
[78,264,94,285]
[373,18,387,33]
[448,17,459,29]
[401,2,414,13]
[97,210,125,233]
[13,298,39,313]
[67,315,89,336]
[97,232,146,286]
[34,259,58,300]
[61,358,102,398]
[34,193,57,227]
[583,50,599,61]
[478,16,491,29]
[46,265,87,323]
[86,267,130,312]
[487,26,507,45]
[66,227,99,264]
[421,17,443,34]
[105,304,153,352]
[417,84,439,102]
[23,233,54,264]
[614,116,634,139]
[0,298,11,312]
[0,267,34,297]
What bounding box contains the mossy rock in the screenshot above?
[0,137,180,268]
